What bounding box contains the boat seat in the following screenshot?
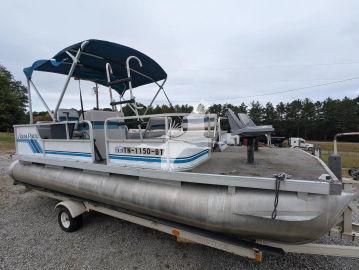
[237,113,255,127]
[226,109,274,137]
[226,109,274,164]
[37,122,75,139]
[56,108,81,138]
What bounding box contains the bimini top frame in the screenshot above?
[23,39,168,123]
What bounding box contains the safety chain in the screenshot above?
[271,173,287,220]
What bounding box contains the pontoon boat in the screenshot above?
[8,39,358,244]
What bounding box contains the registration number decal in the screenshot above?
[114,146,164,156]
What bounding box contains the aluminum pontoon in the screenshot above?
[8,40,358,246]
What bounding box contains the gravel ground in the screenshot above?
[0,153,358,270]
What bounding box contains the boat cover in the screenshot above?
[23,39,167,93]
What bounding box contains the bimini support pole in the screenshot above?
[126,56,143,140]
[54,40,89,121]
[26,79,33,124]
[29,80,55,121]
[126,56,143,108]
[125,67,170,116]
[94,83,99,110]
[143,79,167,116]
[106,63,117,111]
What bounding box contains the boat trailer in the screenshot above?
[28,186,359,262]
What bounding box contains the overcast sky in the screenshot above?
[1,0,359,111]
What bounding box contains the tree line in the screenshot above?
[1,64,358,140]
[127,97,358,140]
[0,65,28,132]
[207,98,359,140]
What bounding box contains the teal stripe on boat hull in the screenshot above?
[109,149,209,164]
[45,150,92,157]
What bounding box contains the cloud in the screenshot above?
[1,0,358,111]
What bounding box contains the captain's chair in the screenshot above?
[226,109,274,164]
[226,109,274,137]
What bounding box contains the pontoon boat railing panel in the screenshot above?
[104,113,215,171]
[14,120,95,162]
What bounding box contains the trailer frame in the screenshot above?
[24,187,359,262]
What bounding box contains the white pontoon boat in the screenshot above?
[8,39,358,245]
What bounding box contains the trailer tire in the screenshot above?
[57,206,83,232]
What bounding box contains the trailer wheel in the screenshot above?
[57,206,83,232]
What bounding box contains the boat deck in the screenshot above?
[191,146,328,180]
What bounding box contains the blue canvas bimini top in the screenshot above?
[23,39,167,94]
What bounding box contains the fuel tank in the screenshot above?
[8,160,357,243]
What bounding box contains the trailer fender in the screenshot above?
[55,201,86,218]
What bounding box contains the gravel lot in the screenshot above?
[1,153,358,270]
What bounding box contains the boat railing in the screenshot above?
[104,113,216,171]
[15,120,94,140]
[104,112,217,142]
[14,120,95,162]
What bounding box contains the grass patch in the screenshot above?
[0,132,14,142]
[0,132,15,152]
[309,141,359,171]
[321,153,359,168]
[308,141,359,152]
